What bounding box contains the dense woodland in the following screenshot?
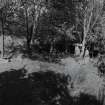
[0,0,105,59]
[0,0,105,105]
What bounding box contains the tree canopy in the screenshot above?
[0,0,105,58]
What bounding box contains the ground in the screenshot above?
[0,55,103,98]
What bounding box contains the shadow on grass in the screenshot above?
[0,68,102,105]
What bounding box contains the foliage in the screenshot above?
[0,0,105,59]
[0,68,102,105]
[0,69,72,105]
[74,0,104,57]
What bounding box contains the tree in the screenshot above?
[16,0,48,52]
[0,0,12,58]
[31,0,48,45]
[36,0,77,54]
[76,0,104,57]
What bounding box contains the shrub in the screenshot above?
[0,68,102,105]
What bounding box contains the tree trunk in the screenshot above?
[80,19,87,58]
[80,29,87,58]
[31,16,38,45]
[1,12,5,58]
[31,3,41,45]
[50,41,54,54]
[80,11,93,58]
[25,9,31,53]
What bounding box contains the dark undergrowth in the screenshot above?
[97,54,105,77]
[0,68,102,105]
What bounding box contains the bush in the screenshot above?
[0,69,72,105]
[0,68,102,105]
